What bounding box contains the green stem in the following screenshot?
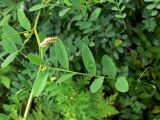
[33,11,44,60]
[47,66,110,79]
[23,8,43,120]
[23,91,33,120]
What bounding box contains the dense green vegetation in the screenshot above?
[0,0,160,120]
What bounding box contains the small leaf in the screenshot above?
[1,52,18,68]
[28,53,44,65]
[29,4,50,12]
[90,76,104,93]
[115,77,129,93]
[89,8,101,21]
[146,4,156,9]
[32,70,48,97]
[151,10,158,16]
[144,0,153,2]
[114,39,122,46]
[0,76,11,89]
[59,8,70,17]
[56,73,75,83]
[17,9,31,31]
[120,5,126,11]
[111,7,119,11]
[82,44,96,75]
[55,38,69,69]
[102,55,117,79]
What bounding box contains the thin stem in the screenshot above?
[47,66,110,79]
[33,11,44,60]
[23,91,33,120]
[23,2,44,119]
[19,31,34,52]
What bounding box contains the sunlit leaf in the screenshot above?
[29,4,50,12]
[1,52,18,68]
[55,38,69,69]
[17,9,31,31]
[82,44,96,75]
[90,76,104,93]
[102,55,117,79]
[28,53,44,65]
[115,77,129,93]
[2,24,22,45]
[32,70,48,97]
[1,33,18,53]
[89,8,101,21]
[59,8,70,17]
[0,76,11,89]
[56,73,75,83]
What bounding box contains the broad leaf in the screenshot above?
[1,33,18,53]
[89,8,101,21]
[29,4,50,12]
[28,53,44,65]
[32,70,48,97]
[2,24,22,45]
[102,55,117,79]
[90,76,104,93]
[17,9,31,31]
[55,39,69,69]
[1,52,18,68]
[115,77,129,93]
[82,44,96,75]
[56,73,75,83]
[0,76,11,89]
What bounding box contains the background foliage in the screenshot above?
[0,0,160,120]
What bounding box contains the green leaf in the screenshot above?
[144,0,153,2]
[115,77,129,93]
[89,8,101,21]
[1,52,18,68]
[59,8,70,17]
[0,76,11,89]
[111,7,119,11]
[29,4,50,12]
[1,33,18,53]
[56,73,75,83]
[102,55,117,79]
[72,0,81,11]
[0,0,13,6]
[2,24,22,45]
[114,39,122,46]
[90,76,104,93]
[151,10,158,16]
[146,4,156,9]
[17,9,31,31]
[32,70,48,97]
[64,0,72,6]
[156,4,160,9]
[55,38,69,69]
[0,15,10,27]
[28,53,44,65]
[107,0,116,3]
[82,44,96,75]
